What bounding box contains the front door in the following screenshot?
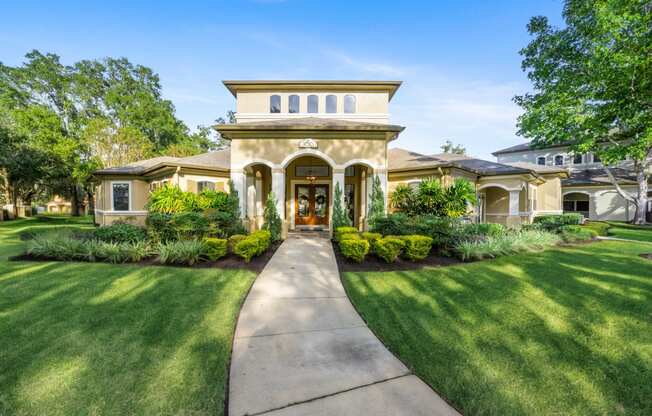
[295,184,329,226]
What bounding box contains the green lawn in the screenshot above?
[0,217,256,415]
[343,241,652,416]
[606,221,652,243]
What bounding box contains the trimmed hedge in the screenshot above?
[339,232,362,241]
[533,213,583,231]
[204,238,228,260]
[334,226,358,242]
[372,236,406,263]
[400,235,434,261]
[582,221,610,236]
[339,238,370,263]
[228,234,247,253]
[560,225,598,243]
[93,223,147,243]
[234,230,272,262]
[361,232,382,243]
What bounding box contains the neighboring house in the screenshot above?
[45,196,72,214]
[94,80,569,231]
[493,143,652,221]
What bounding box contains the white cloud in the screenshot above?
[322,50,412,78]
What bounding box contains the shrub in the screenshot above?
[361,232,382,243]
[234,230,271,262]
[228,234,247,253]
[146,213,176,242]
[27,232,91,261]
[453,223,506,245]
[339,239,370,263]
[334,226,358,241]
[146,185,199,214]
[533,213,583,231]
[19,226,93,241]
[559,225,598,243]
[204,208,245,238]
[370,213,410,236]
[400,235,433,261]
[582,221,610,236]
[372,236,405,263]
[157,240,207,265]
[339,232,361,241]
[390,184,417,215]
[197,190,230,211]
[93,241,152,263]
[204,238,228,260]
[262,191,282,242]
[454,230,560,261]
[332,182,352,229]
[170,212,209,240]
[367,175,385,229]
[371,214,461,250]
[93,223,147,243]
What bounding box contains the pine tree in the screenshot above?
[332,182,352,229]
[367,175,385,227]
[262,191,282,242]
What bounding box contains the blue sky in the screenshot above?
[1,0,564,160]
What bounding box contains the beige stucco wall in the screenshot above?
[563,185,636,221]
[536,176,562,213]
[236,91,389,122]
[231,137,387,169]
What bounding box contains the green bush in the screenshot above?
[93,223,147,243]
[334,226,358,241]
[582,221,610,236]
[157,240,207,265]
[146,185,200,214]
[234,230,271,262]
[170,212,209,240]
[27,233,152,263]
[93,241,152,263]
[204,208,245,238]
[197,190,230,211]
[400,235,434,261]
[19,226,93,241]
[332,182,352,229]
[371,214,461,250]
[262,191,282,242]
[559,225,598,243]
[228,234,247,253]
[372,236,406,263]
[146,213,176,242]
[204,238,228,260]
[339,239,370,263]
[361,232,382,243]
[533,213,583,231]
[454,230,560,261]
[339,232,361,241]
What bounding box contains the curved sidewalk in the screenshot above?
[229,234,460,416]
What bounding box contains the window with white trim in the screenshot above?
[326,95,337,113]
[197,181,215,193]
[112,182,130,211]
[573,153,583,164]
[289,95,300,113]
[307,95,318,113]
[554,155,564,166]
[537,156,546,166]
[344,94,356,113]
[270,95,281,113]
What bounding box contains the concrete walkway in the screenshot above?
[229,234,460,416]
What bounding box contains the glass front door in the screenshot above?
[295,184,329,226]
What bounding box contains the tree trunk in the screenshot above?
[87,189,95,224]
[11,189,18,218]
[71,185,80,217]
[634,166,649,225]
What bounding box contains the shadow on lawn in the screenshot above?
[345,242,652,416]
[0,259,252,415]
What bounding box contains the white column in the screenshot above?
[230,169,246,219]
[272,168,285,220]
[332,168,346,227]
[246,172,255,220]
[254,172,263,217]
[509,189,520,216]
[360,169,367,222]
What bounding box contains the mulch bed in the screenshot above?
[638,253,652,261]
[10,242,281,273]
[333,241,461,273]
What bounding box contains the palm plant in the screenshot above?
[389,184,416,215]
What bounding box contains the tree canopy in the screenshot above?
[514,0,652,223]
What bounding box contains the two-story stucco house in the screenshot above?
[493,143,652,221]
[94,80,570,233]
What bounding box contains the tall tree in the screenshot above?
[440,140,466,155]
[514,0,652,224]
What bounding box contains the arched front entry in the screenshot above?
[285,155,333,230]
[478,184,526,225]
[563,192,590,218]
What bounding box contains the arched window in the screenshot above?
[344,94,356,113]
[288,95,300,113]
[270,95,281,113]
[573,153,583,164]
[537,156,546,166]
[326,95,337,113]
[554,155,564,166]
[307,95,318,113]
[197,181,215,193]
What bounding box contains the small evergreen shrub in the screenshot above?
[170,212,209,240]
[228,234,247,253]
[93,241,152,263]
[533,213,583,231]
[204,238,228,260]
[157,240,207,265]
[262,191,282,242]
[400,235,434,261]
[454,230,560,261]
[367,175,385,229]
[93,223,147,243]
[332,182,352,229]
[197,190,231,211]
[372,236,405,263]
[146,213,176,242]
[339,239,370,263]
[361,232,382,243]
[582,221,610,236]
[559,225,597,242]
[339,232,361,240]
[147,185,200,213]
[204,208,245,238]
[334,226,358,241]
[234,230,272,262]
